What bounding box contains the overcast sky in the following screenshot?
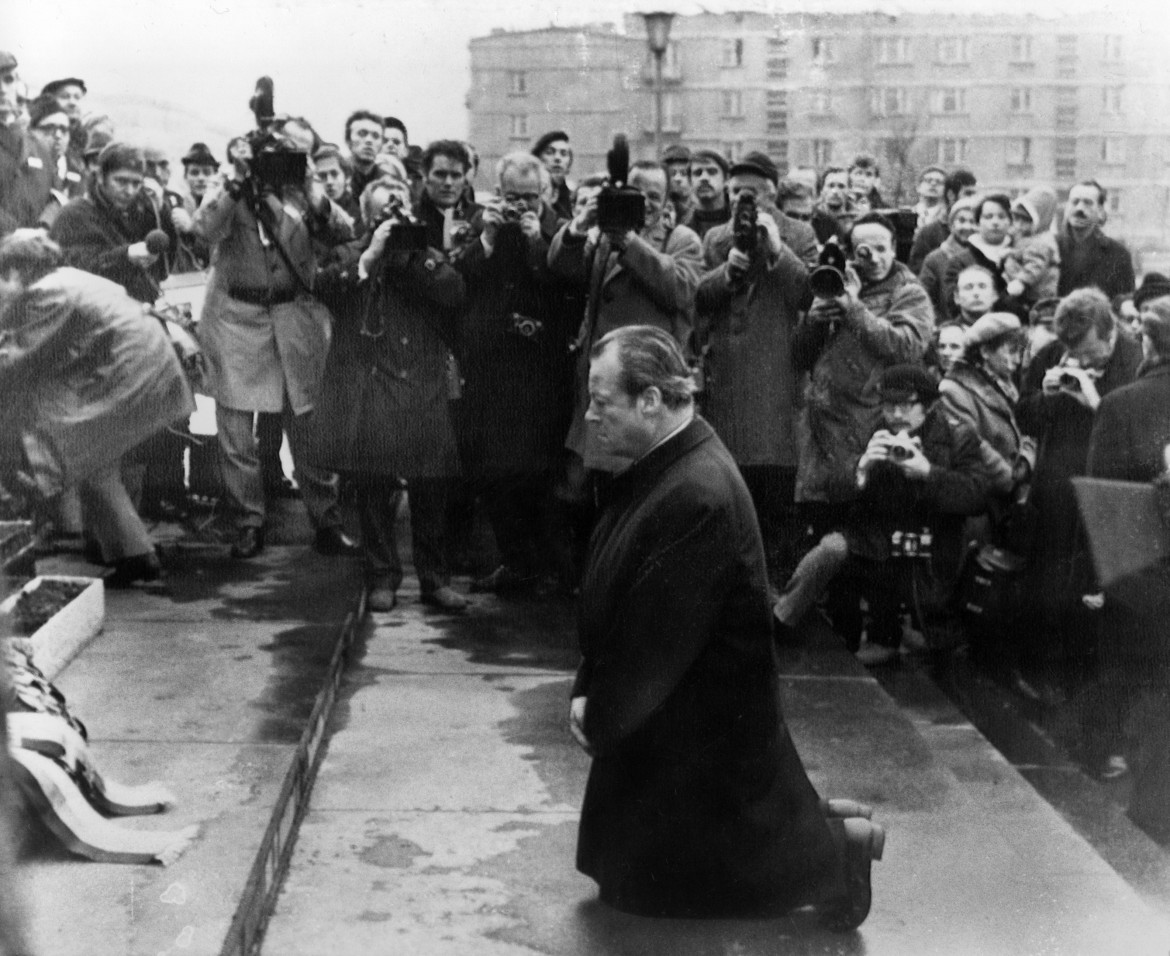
[10,0,1170,157]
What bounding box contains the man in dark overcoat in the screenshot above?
[453,152,575,594]
[570,324,883,928]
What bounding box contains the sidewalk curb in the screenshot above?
[218,586,368,956]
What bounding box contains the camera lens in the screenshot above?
[810,266,846,299]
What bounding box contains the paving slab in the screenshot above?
[19,541,362,956]
[264,595,1170,955]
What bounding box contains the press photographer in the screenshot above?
[694,154,812,576]
[773,364,988,665]
[451,152,576,596]
[792,211,934,514]
[192,79,355,561]
[302,168,469,614]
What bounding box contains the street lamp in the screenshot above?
[641,11,676,159]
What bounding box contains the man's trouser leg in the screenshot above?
[216,405,265,530]
[79,459,155,561]
[774,532,849,629]
[286,403,341,532]
[357,477,405,591]
[406,478,450,593]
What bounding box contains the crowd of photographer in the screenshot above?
[2,51,1169,788]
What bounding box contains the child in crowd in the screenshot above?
[1003,186,1061,308]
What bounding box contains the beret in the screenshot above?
[41,76,86,96]
[531,130,569,157]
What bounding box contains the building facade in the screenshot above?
[468,11,1170,249]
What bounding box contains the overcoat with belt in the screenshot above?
[573,416,844,917]
[192,183,353,414]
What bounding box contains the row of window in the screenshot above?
[790,135,1128,169]
[811,33,1120,66]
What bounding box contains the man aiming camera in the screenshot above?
[193,102,356,561]
[793,212,934,524]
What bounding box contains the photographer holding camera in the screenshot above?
[773,365,987,665]
[193,108,355,561]
[452,152,577,595]
[793,212,934,520]
[549,158,702,473]
[1013,287,1143,703]
[694,155,812,577]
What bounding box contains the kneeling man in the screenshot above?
[570,324,883,927]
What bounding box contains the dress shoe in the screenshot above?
[105,550,163,589]
[819,798,874,820]
[820,818,886,932]
[367,584,398,613]
[469,564,539,595]
[855,642,899,667]
[420,585,468,613]
[230,526,265,560]
[314,527,360,557]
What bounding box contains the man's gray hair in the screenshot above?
[496,151,546,189]
[592,325,696,409]
[0,229,63,284]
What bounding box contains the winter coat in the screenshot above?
[301,240,465,479]
[0,125,54,237]
[1087,361,1170,484]
[840,406,988,583]
[1056,226,1135,299]
[792,261,934,502]
[573,416,844,917]
[939,360,1023,495]
[453,205,575,477]
[549,217,702,469]
[192,183,353,414]
[918,234,966,323]
[0,268,194,497]
[49,188,177,304]
[694,211,809,467]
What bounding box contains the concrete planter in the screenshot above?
[1,576,105,681]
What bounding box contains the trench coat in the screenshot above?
[792,261,934,503]
[573,416,844,917]
[453,206,574,477]
[694,214,809,467]
[301,241,465,479]
[0,268,194,497]
[193,185,353,414]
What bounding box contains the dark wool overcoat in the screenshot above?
[302,241,465,479]
[572,417,844,917]
[453,205,575,477]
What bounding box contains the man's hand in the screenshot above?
[1044,365,1102,410]
[569,195,598,236]
[603,228,635,253]
[727,247,752,278]
[893,438,931,480]
[1006,278,1025,299]
[757,210,783,256]
[358,218,396,280]
[126,242,158,268]
[857,429,893,485]
[170,205,193,234]
[480,201,505,251]
[519,209,542,241]
[569,697,593,756]
[836,263,862,310]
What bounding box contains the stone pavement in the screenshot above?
[263,589,1170,956]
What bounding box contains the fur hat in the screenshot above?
[879,364,939,404]
[965,311,1022,347]
[181,142,219,168]
[1134,273,1170,311]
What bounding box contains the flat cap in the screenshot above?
[965,311,1022,348]
[879,364,939,403]
[41,77,86,96]
[661,144,690,164]
[730,150,778,186]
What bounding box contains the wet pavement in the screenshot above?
[263,592,1170,955]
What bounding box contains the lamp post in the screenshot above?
[641,11,675,159]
